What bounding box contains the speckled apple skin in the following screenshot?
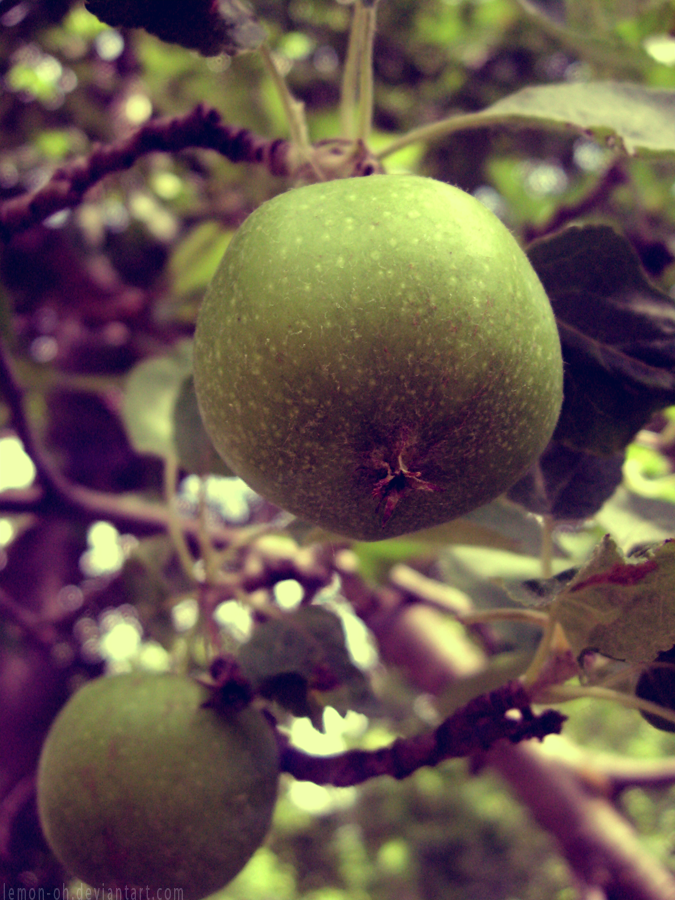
[194,174,563,541]
[37,673,279,900]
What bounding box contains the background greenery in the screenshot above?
[4,0,675,897]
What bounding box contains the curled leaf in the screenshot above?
[550,535,675,664]
[238,606,374,727]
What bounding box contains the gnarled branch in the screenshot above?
[0,105,291,242]
[280,681,565,786]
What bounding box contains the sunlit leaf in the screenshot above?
[483,82,675,156]
[596,485,675,551]
[122,341,192,460]
[170,222,233,299]
[551,534,675,663]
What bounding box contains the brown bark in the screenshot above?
[337,549,675,900]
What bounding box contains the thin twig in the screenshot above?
[0,585,58,646]
[375,109,500,161]
[163,455,199,582]
[0,775,35,861]
[259,44,311,156]
[544,683,675,730]
[524,162,628,243]
[0,332,69,496]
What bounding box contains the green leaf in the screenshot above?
[456,497,558,558]
[170,222,233,299]
[435,652,533,719]
[508,442,625,520]
[238,605,374,726]
[119,535,177,628]
[350,499,539,584]
[505,568,579,609]
[122,341,193,460]
[122,342,229,475]
[551,534,675,663]
[173,375,232,476]
[483,82,675,157]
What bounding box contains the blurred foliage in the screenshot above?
[4,0,675,896]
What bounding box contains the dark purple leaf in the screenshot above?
[86,0,264,56]
[636,645,675,733]
[508,441,624,521]
[527,224,675,455]
[238,606,374,723]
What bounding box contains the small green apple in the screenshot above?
[194,174,563,541]
[37,672,279,899]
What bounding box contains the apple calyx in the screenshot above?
[369,428,443,524]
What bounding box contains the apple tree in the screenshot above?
[3,0,675,898]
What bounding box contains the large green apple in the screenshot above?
[194,174,563,541]
[37,672,279,899]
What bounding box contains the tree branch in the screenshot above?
[0,105,292,242]
[524,162,628,243]
[280,680,564,785]
[0,775,35,862]
[491,744,675,900]
[0,331,239,538]
[335,549,675,900]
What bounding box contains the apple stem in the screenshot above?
[356,3,377,144]
[460,608,550,628]
[197,478,222,584]
[521,613,557,688]
[541,683,675,729]
[259,43,312,159]
[339,1,366,139]
[164,455,199,582]
[376,110,504,161]
[340,0,378,146]
[540,514,555,579]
